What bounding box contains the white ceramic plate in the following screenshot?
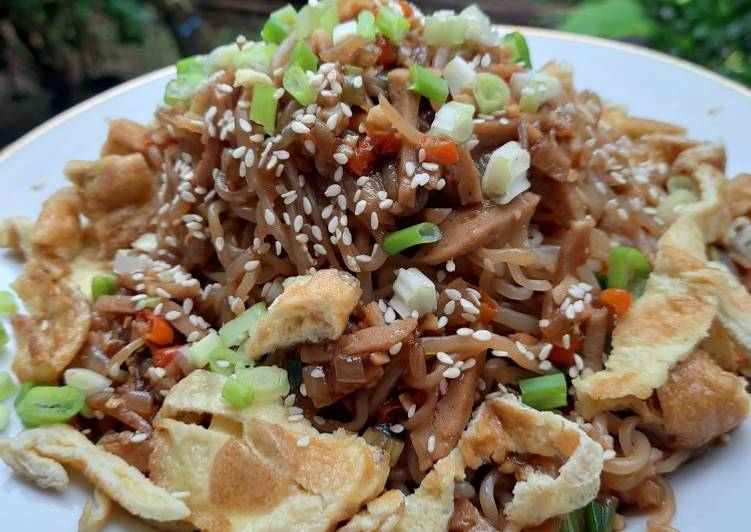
[2,27,750,531]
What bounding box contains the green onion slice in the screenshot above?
[0,404,9,432]
[409,64,448,104]
[91,273,118,302]
[250,84,279,133]
[424,14,467,46]
[429,101,475,142]
[236,366,290,404]
[558,507,584,532]
[270,3,297,27]
[261,17,292,45]
[0,371,16,401]
[222,377,255,408]
[502,31,532,69]
[472,72,509,114]
[0,290,19,314]
[176,55,204,76]
[218,301,268,347]
[283,65,318,106]
[383,222,442,255]
[15,381,39,406]
[234,43,277,72]
[357,10,376,42]
[186,332,224,368]
[164,74,204,106]
[519,373,567,410]
[585,498,617,532]
[607,245,651,297]
[376,6,410,44]
[15,385,85,426]
[289,40,318,73]
[209,346,252,376]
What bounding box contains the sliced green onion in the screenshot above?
[666,175,697,194]
[658,189,699,222]
[390,267,438,319]
[283,65,318,106]
[0,323,7,349]
[585,498,617,532]
[176,55,205,76]
[518,73,562,113]
[383,222,442,255]
[222,377,255,408]
[209,346,251,376]
[429,101,475,143]
[63,368,112,397]
[558,507,584,532]
[236,366,290,404]
[206,43,241,72]
[286,357,304,392]
[424,13,467,46]
[261,17,292,45]
[235,68,273,88]
[164,74,204,106]
[409,64,448,104]
[0,290,18,314]
[289,40,318,73]
[459,4,494,45]
[333,20,359,45]
[0,371,16,401]
[473,72,509,114]
[186,332,223,368]
[376,6,410,44]
[357,10,376,42]
[234,43,277,72]
[519,373,567,410]
[319,1,340,34]
[15,381,38,406]
[502,31,532,69]
[16,385,85,427]
[270,3,297,27]
[607,246,651,297]
[218,301,268,347]
[296,0,339,38]
[0,404,9,431]
[91,273,118,301]
[250,84,278,133]
[443,56,475,97]
[482,140,531,204]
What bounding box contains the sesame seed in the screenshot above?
[337,194,347,210]
[437,316,448,328]
[333,166,343,182]
[293,215,304,232]
[443,300,456,315]
[264,209,276,225]
[370,212,379,230]
[379,199,394,209]
[603,449,616,460]
[153,302,164,315]
[165,310,182,321]
[310,367,325,378]
[445,288,462,300]
[568,366,579,379]
[291,121,310,134]
[539,343,553,360]
[574,353,584,370]
[491,350,508,357]
[472,329,491,341]
[239,118,252,132]
[288,414,304,422]
[407,404,417,418]
[304,140,316,153]
[326,114,339,130]
[562,334,571,349]
[296,435,311,447]
[187,331,200,342]
[573,300,584,313]
[232,146,247,158]
[303,197,313,214]
[180,191,196,203]
[390,424,404,434]
[539,319,550,327]
[324,184,341,197]
[437,352,453,364]
[333,152,348,165]
[565,305,576,320]
[539,360,553,371]
[388,342,402,355]
[155,287,172,298]
[446,259,456,272]
[457,327,473,336]
[284,394,296,407]
[130,432,148,443]
[427,435,436,453]
[313,243,326,255]
[171,491,191,499]
[244,260,260,272]
[354,199,367,215]
[405,161,416,177]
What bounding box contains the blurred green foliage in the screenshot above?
[558,0,751,85]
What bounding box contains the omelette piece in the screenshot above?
[11,261,91,383]
[246,269,362,359]
[79,489,114,532]
[339,490,405,532]
[574,165,746,414]
[150,370,390,532]
[0,424,189,523]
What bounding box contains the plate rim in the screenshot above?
[2,25,750,165]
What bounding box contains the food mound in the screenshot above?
[1,1,751,531]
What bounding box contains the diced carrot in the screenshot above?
[548,335,583,366]
[419,136,459,165]
[376,34,398,65]
[144,313,175,346]
[475,288,500,323]
[377,131,401,158]
[600,288,633,315]
[152,345,186,368]
[349,135,377,175]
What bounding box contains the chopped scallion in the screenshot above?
[357,10,376,42]
[376,6,410,44]
[209,346,251,376]
[0,404,9,432]
[236,366,290,404]
[409,64,448,104]
[519,373,567,410]
[261,17,292,45]
[297,0,339,37]
[91,273,118,302]
[390,267,438,319]
[164,74,203,106]
[0,290,18,314]
[383,222,442,255]
[558,507,584,532]
[429,101,475,142]
[270,3,297,27]
[250,84,278,133]
[283,65,318,106]
[176,55,204,76]
[502,31,532,68]
[472,72,509,114]
[186,332,223,368]
[15,385,85,427]
[234,43,277,72]
[15,382,38,406]
[289,40,318,73]
[442,56,475,97]
[481,140,531,204]
[424,13,467,46]
[585,498,617,532]
[518,73,562,113]
[218,301,267,347]
[459,4,494,45]
[0,371,15,401]
[222,377,255,408]
[607,246,651,297]
[63,368,111,397]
